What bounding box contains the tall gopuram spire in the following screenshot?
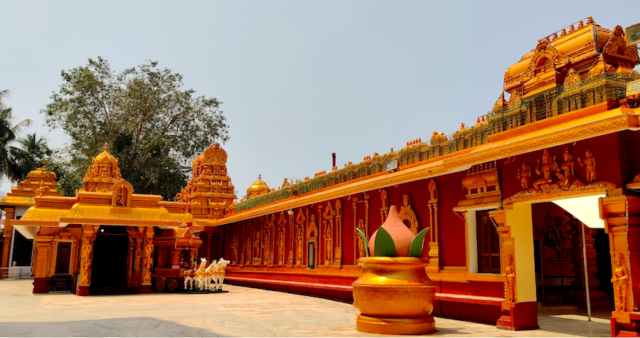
[81,143,123,193]
[179,143,237,220]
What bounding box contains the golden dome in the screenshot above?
[26,160,57,180]
[247,174,270,199]
[94,143,117,163]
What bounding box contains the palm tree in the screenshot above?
[11,133,52,181]
[0,90,33,182]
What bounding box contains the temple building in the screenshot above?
[0,162,60,278]
[7,144,198,295]
[2,16,640,337]
[200,18,640,336]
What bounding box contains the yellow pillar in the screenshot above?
[32,234,54,293]
[77,224,98,296]
[506,203,536,304]
[1,208,15,278]
[490,203,538,331]
[141,226,154,294]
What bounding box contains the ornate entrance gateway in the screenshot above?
[11,144,197,296]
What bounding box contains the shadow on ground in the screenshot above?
[0,317,224,337]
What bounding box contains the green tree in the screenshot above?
[10,133,52,181]
[42,57,229,199]
[0,90,33,182]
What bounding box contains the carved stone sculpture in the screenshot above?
[612,253,629,313]
[517,162,532,190]
[578,148,597,183]
[533,149,558,191]
[503,255,515,307]
[556,147,576,188]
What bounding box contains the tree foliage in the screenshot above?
[10,133,52,181]
[42,57,229,199]
[0,90,33,182]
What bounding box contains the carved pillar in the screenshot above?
[134,228,143,284]
[141,226,154,294]
[334,200,342,267]
[426,180,441,273]
[288,213,294,266]
[126,227,137,287]
[601,196,640,337]
[490,205,538,331]
[32,233,54,293]
[352,197,360,264]
[76,224,99,296]
[1,208,15,279]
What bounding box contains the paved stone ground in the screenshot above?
[0,280,610,337]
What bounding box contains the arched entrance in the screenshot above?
[91,226,129,293]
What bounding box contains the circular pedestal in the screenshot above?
[357,315,436,335]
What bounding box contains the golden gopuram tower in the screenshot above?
[178,143,237,219]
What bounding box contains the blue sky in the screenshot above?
[1,0,639,197]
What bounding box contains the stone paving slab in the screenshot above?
[0,280,610,337]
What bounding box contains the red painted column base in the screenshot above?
[611,316,640,337]
[76,286,90,296]
[32,277,51,294]
[496,302,539,331]
[140,285,152,294]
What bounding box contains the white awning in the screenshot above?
[553,194,605,229]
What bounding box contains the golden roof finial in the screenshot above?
[258,174,262,180]
[41,159,46,168]
[104,143,108,152]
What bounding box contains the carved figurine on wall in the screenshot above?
[278,230,285,265]
[230,235,238,265]
[143,241,153,282]
[116,187,127,207]
[517,162,532,190]
[533,149,559,191]
[253,230,261,264]
[356,219,366,259]
[263,226,270,265]
[503,255,515,306]
[578,148,597,183]
[324,225,333,265]
[612,253,629,312]
[556,147,577,188]
[296,227,304,265]
[245,237,252,265]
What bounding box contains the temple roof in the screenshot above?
[503,17,639,99]
[0,160,61,208]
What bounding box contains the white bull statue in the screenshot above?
[209,258,230,292]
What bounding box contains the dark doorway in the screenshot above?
[11,229,33,267]
[91,226,129,290]
[54,242,72,274]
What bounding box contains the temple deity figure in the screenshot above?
[503,256,515,305]
[556,147,576,188]
[230,235,238,265]
[356,219,366,259]
[143,241,153,283]
[278,230,285,264]
[612,253,629,312]
[517,162,532,190]
[578,148,597,183]
[533,149,558,191]
[244,239,251,265]
[116,188,127,207]
[296,227,304,265]
[253,231,261,264]
[324,224,333,265]
[263,227,270,265]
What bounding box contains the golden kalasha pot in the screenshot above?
[353,257,436,335]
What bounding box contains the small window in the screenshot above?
[477,210,500,273]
